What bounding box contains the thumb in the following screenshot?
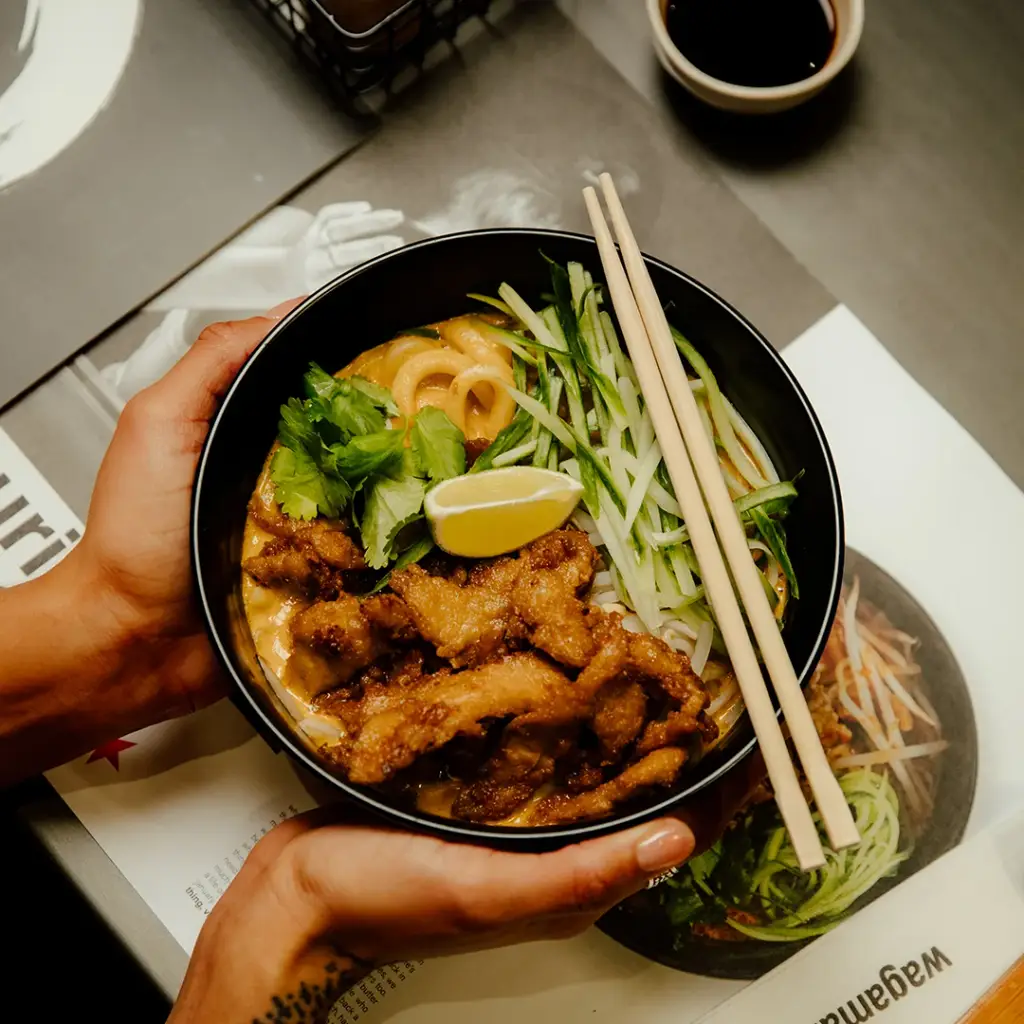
[143,297,305,424]
[477,818,694,923]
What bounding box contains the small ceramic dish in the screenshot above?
[648,0,865,114]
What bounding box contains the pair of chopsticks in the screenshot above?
[584,175,859,871]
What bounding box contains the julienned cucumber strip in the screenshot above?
[654,481,799,547]
[671,326,769,492]
[734,480,798,515]
[750,506,800,600]
[466,291,515,317]
[505,385,625,516]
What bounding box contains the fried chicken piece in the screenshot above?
[579,611,715,755]
[635,710,707,756]
[510,530,597,667]
[564,762,605,794]
[249,484,366,570]
[592,679,648,758]
[389,564,512,667]
[521,529,596,591]
[451,727,575,823]
[529,747,687,825]
[390,529,599,669]
[299,521,366,571]
[244,537,328,596]
[630,629,716,751]
[244,511,365,601]
[575,612,631,701]
[287,594,416,699]
[249,483,366,573]
[342,653,574,784]
[319,649,429,737]
[361,593,419,642]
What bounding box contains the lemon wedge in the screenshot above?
[424,467,585,558]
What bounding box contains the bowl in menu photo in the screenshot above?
[191,228,844,850]
[597,548,978,979]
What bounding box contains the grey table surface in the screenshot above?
[8,0,1024,1002]
[0,0,370,409]
[563,0,1024,490]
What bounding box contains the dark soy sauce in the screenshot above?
[666,0,837,88]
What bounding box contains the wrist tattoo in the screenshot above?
[254,953,373,1024]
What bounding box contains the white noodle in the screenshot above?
[708,674,740,716]
[833,741,949,770]
[723,394,781,484]
[863,645,938,727]
[691,621,714,679]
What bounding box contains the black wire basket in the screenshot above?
[249,0,499,108]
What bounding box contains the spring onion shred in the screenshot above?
[728,770,908,942]
[485,259,798,649]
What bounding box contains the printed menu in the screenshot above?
[4,305,1023,1022]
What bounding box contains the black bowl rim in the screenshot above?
[192,227,845,845]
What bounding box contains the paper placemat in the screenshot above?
[1,304,1015,1022]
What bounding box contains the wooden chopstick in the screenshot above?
[583,187,827,872]
[595,173,861,853]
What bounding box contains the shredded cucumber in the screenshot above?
[488,256,798,642]
[728,770,908,941]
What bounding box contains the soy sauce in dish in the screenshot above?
[665,0,837,89]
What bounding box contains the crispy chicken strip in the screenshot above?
[390,529,599,669]
[528,747,687,825]
[592,679,648,758]
[244,537,330,597]
[579,611,715,755]
[249,484,366,570]
[287,594,415,699]
[389,564,512,667]
[244,517,365,601]
[342,653,574,784]
[511,530,597,667]
[451,727,575,823]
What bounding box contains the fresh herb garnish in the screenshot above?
[411,405,466,484]
[270,447,349,521]
[270,363,464,571]
[361,473,428,569]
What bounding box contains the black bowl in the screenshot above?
[191,228,845,850]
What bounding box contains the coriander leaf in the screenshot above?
[331,429,406,484]
[277,397,321,457]
[348,376,400,417]
[304,362,343,402]
[410,406,465,484]
[360,473,427,569]
[328,382,387,439]
[270,447,345,520]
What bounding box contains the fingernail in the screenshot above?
[635,823,694,874]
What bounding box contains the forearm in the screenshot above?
[0,549,184,786]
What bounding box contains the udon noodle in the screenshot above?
[344,315,515,441]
